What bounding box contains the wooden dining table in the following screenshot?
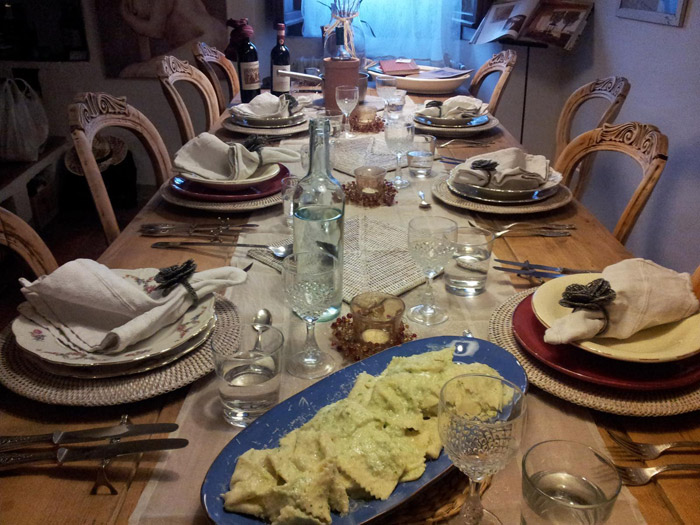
[0,92,699,525]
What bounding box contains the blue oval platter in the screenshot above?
[201,336,527,524]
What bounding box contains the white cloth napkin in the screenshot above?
[416,95,487,118]
[544,259,700,345]
[173,132,300,181]
[452,147,549,190]
[229,92,296,118]
[18,259,247,354]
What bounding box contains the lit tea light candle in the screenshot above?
[354,166,386,196]
[361,328,391,344]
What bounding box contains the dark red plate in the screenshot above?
[169,164,289,202]
[512,294,700,391]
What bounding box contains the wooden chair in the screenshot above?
[157,55,220,145]
[68,92,172,244]
[692,266,700,301]
[0,206,58,277]
[553,122,669,245]
[468,50,517,116]
[555,76,631,191]
[192,42,240,113]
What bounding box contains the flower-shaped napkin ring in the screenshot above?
[155,259,198,304]
[559,278,616,335]
[471,159,499,186]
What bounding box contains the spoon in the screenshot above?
[417,191,431,209]
[151,242,294,258]
[252,309,272,351]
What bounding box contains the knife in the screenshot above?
[0,423,178,452]
[492,266,569,279]
[494,259,593,274]
[151,241,269,249]
[0,438,188,470]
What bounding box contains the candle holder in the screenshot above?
[350,292,405,344]
[354,166,386,197]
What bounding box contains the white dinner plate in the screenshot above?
[12,269,216,368]
[175,163,280,191]
[531,273,700,363]
[367,65,472,94]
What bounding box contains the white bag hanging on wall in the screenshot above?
[0,78,50,162]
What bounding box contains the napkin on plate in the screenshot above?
[18,259,247,354]
[416,95,487,119]
[230,92,299,119]
[543,259,700,345]
[173,132,300,181]
[452,148,549,190]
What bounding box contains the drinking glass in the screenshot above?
[407,134,437,178]
[445,226,495,296]
[521,440,622,525]
[439,374,527,525]
[375,75,397,108]
[385,89,407,120]
[335,85,359,139]
[407,216,457,325]
[281,176,299,229]
[385,120,415,189]
[211,324,284,427]
[283,251,341,379]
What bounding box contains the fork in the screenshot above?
[614,464,700,486]
[607,430,700,459]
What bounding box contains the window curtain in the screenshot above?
[301,0,462,65]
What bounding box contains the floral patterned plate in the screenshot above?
[11,269,216,368]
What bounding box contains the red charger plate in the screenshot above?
[512,294,700,391]
[169,164,289,202]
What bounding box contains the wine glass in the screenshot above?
[384,120,414,189]
[335,85,359,139]
[407,216,457,325]
[375,75,397,109]
[283,251,341,379]
[439,374,527,525]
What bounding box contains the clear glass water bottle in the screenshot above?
[292,118,345,321]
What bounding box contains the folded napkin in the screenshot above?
[18,259,247,354]
[544,259,700,345]
[230,92,297,119]
[173,132,300,181]
[416,95,487,119]
[452,147,549,190]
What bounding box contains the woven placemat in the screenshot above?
[489,290,700,417]
[160,183,282,212]
[432,179,573,215]
[0,297,239,406]
[248,216,426,303]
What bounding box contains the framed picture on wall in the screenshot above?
[616,0,689,27]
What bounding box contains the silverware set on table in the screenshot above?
[607,431,700,485]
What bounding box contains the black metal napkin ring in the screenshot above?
[559,278,616,335]
[155,259,198,304]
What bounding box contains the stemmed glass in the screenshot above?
[439,374,527,525]
[335,85,359,139]
[385,120,414,189]
[375,75,397,109]
[407,216,457,325]
[283,251,341,379]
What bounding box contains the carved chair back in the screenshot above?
[192,42,240,113]
[469,50,517,116]
[0,207,58,277]
[158,56,220,145]
[692,267,700,301]
[553,122,668,245]
[555,77,631,191]
[68,92,173,244]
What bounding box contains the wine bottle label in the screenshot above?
[240,61,261,90]
[272,65,291,93]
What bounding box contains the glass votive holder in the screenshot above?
[355,105,378,124]
[407,134,437,178]
[350,292,405,345]
[353,166,387,198]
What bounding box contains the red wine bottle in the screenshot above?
[270,23,291,97]
[225,18,261,103]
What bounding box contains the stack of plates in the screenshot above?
[222,109,309,137]
[413,112,500,138]
[162,163,289,212]
[514,274,700,391]
[10,269,217,379]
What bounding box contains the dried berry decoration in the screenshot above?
[560,278,616,335]
[349,115,385,133]
[342,180,398,207]
[155,259,198,303]
[330,314,417,362]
